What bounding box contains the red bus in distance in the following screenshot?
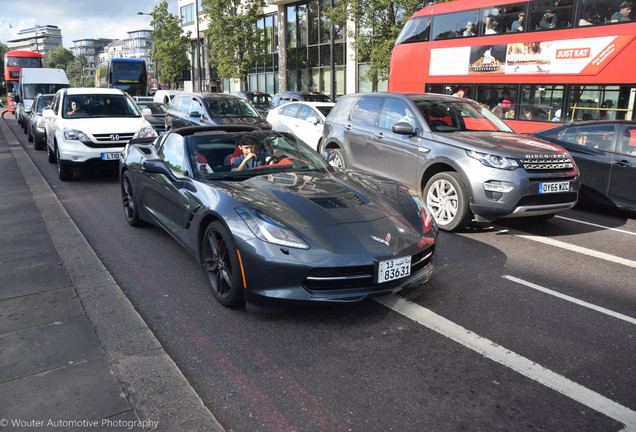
[4,50,44,113]
[389,0,636,132]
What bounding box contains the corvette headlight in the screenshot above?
[137,126,158,138]
[466,150,519,170]
[63,128,91,142]
[236,207,309,249]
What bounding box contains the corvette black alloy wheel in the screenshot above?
[203,221,244,307]
[121,171,141,226]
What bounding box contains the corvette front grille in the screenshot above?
[303,246,434,291]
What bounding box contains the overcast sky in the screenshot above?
[0,0,179,48]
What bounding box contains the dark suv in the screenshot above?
[231,91,272,117]
[165,92,270,131]
[321,93,581,231]
[271,91,332,108]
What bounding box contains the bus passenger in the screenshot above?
[501,90,514,107]
[453,86,467,97]
[539,10,557,29]
[485,16,501,34]
[511,13,525,32]
[463,22,476,36]
[521,107,533,119]
[611,1,632,22]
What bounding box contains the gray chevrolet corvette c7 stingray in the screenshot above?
[120,125,438,313]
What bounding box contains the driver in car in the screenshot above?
[231,142,274,171]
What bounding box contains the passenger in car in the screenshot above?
[231,142,274,171]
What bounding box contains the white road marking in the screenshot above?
[555,215,636,236]
[376,295,636,431]
[503,275,636,326]
[501,228,636,269]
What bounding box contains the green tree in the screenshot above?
[67,55,92,87]
[45,46,75,71]
[327,0,427,84]
[202,0,267,90]
[151,0,191,89]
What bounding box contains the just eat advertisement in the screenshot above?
[429,35,634,76]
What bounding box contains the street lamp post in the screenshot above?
[137,12,159,91]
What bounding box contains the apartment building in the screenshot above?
[6,25,63,55]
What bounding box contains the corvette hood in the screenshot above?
[435,131,570,157]
[220,170,428,254]
[219,170,418,226]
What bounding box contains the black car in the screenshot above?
[165,93,271,131]
[271,91,332,108]
[231,91,273,117]
[135,101,169,135]
[119,126,437,312]
[533,120,636,212]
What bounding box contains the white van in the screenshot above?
[16,68,70,132]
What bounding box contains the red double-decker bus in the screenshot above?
[3,50,44,113]
[389,0,636,132]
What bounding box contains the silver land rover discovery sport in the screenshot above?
[321,93,580,231]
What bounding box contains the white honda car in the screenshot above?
[43,87,157,180]
[266,101,334,151]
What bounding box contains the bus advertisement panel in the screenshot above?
[389,0,636,132]
[3,50,44,113]
[95,58,148,96]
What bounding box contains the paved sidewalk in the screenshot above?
[0,110,224,432]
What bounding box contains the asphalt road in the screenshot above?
[8,114,635,432]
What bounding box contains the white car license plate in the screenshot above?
[101,152,122,160]
[539,181,570,194]
[377,256,411,283]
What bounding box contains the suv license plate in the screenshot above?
[376,256,411,284]
[102,152,122,160]
[539,181,569,194]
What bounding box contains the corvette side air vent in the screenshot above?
[310,192,365,209]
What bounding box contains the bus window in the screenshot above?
[431,10,480,40]
[529,0,574,31]
[520,84,564,121]
[395,16,431,45]
[566,85,626,120]
[475,85,517,118]
[499,3,528,32]
[578,0,606,25]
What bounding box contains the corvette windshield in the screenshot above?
[189,131,331,180]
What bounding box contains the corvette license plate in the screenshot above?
[101,152,122,160]
[539,181,570,194]
[376,256,411,283]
